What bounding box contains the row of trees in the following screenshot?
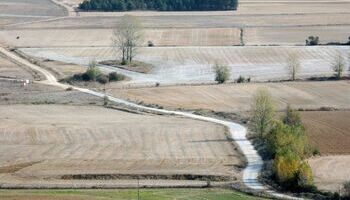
[250,89,314,191]
[79,0,238,11]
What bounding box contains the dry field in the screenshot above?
[0,0,66,26]
[309,155,350,192]
[0,54,32,80]
[111,81,350,113]
[301,111,350,155]
[19,46,350,84]
[0,105,242,188]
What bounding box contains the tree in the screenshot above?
[86,60,100,81]
[286,53,301,81]
[250,88,275,138]
[213,63,230,84]
[332,52,345,80]
[283,104,301,127]
[112,15,143,65]
[240,28,245,46]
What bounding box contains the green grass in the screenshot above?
[0,188,266,200]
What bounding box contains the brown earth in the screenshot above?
[0,105,242,188]
[112,81,350,113]
[300,111,350,155]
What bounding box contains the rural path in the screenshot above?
[0,47,302,199]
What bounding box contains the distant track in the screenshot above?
[0,46,302,199]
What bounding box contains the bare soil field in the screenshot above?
[112,81,350,113]
[0,105,242,188]
[309,155,350,192]
[0,0,66,26]
[0,54,32,80]
[19,46,350,84]
[300,111,350,155]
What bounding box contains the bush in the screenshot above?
[97,74,109,84]
[344,181,350,198]
[148,41,154,47]
[297,162,314,188]
[109,72,124,82]
[213,64,230,84]
[306,36,319,46]
[86,60,100,81]
[237,75,245,83]
[283,105,302,127]
[273,150,301,187]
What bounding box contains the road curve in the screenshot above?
[0,47,302,200]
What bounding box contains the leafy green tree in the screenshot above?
[213,64,230,84]
[273,150,301,185]
[283,104,302,127]
[86,60,100,81]
[250,88,275,138]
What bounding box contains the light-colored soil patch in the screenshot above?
[300,111,350,155]
[18,46,350,83]
[0,54,33,79]
[308,155,350,192]
[113,81,350,112]
[0,105,242,188]
[0,0,66,26]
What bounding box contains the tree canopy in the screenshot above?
[79,0,238,11]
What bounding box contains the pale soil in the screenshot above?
[0,105,242,188]
[19,46,350,84]
[308,155,350,192]
[0,54,32,79]
[0,0,66,26]
[110,81,350,112]
[300,111,350,155]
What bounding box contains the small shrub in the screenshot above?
[237,75,245,83]
[103,95,109,106]
[155,82,160,87]
[86,60,100,81]
[306,36,319,46]
[148,41,154,47]
[97,74,109,84]
[109,72,124,82]
[344,181,350,198]
[66,87,73,91]
[283,105,302,126]
[213,64,230,84]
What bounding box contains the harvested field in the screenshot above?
[309,155,350,192]
[0,54,32,80]
[112,81,350,112]
[19,46,350,84]
[0,105,242,188]
[300,111,350,155]
[0,0,66,26]
[9,13,350,29]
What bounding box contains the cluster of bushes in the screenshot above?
[306,35,350,46]
[267,109,315,192]
[250,89,316,192]
[79,0,238,11]
[63,61,125,84]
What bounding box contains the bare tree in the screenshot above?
[332,52,345,80]
[112,15,143,65]
[250,88,275,138]
[286,53,301,81]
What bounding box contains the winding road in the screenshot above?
[0,46,302,199]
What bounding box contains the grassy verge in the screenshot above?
[0,188,265,200]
